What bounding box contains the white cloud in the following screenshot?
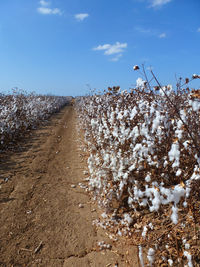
[197,28,200,32]
[93,42,127,55]
[150,0,172,7]
[40,0,49,6]
[37,1,62,15]
[75,13,89,21]
[159,32,166,38]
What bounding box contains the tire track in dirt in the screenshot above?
[0,106,140,267]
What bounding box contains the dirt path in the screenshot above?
[0,106,140,267]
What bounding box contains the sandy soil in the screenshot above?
[0,106,141,267]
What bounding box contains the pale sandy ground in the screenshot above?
[0,106,143,267]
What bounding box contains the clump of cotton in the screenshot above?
[184,251,193,267]
[147,248,155,266]
[139,246,145,267]
[136,77,146,88]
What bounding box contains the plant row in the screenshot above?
[0,90,69,150]
[76,71,200,266]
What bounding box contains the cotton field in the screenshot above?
[77,70,200,266]
[0,90,69,149]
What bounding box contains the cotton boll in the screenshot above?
[185,243,190,249]
[176,169,182,176]
[168,259,173,266]
[168,142,180,168]
[130,106,138,120]
[171,205,178,224]
[147,248,155,266]
[139,246,145,267]
[148,223,154,230]
[183,201,188,207]
[145,174,151,182]
[149,188,161,212]
[123,213,133,226]
[189,99,200,112]
[142,226,148,238]
[184,251,193,267]
[136,77,146,88]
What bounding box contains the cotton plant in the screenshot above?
[77,68,200,266]
[0,90,68,149]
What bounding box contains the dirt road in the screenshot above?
[0,106,139,267]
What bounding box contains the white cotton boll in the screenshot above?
[148,223,154,230]
[183,140,189,149]
[148,187,161,212]
[145,174,151,182]
[147,248,155,266]
[123,109,129,117]
[123,213,133,226]
[183,201,188,207]
[139,246,145,267]
[185,243,190,249]
[117,230,122,236]
[117,111,123,120]
[182,238,187,244]
[171,205,178,224]
[168,142,180,167]
[123,173,128,180]
[177,119,183,128]
[136,77,146,88]
[91,119,97,129]
[184,251,193,267]
[152,111,161,133]
[180,110,187,124]
[128,196,134,206]
[119,180,125,191]
[189,99,200,112]
[168,259,173,266]
[130,106,138,120]
[140,198,148,206]
[175,129,183,139]
[173,184,186,204]
[163,160,168,167]
[142,226,148,238]
[176,169,182,176]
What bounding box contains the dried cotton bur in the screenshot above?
[76,66,200,266]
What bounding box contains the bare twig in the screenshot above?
[34,241,43,254]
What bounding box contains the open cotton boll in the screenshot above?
[184,251,193,267]
[147,248,155,266]
[168,142,180,168]
[142,226,148,238]
[171,205,178,224]
[176,169,182,176]
[130,106,138,120]
[123,213,133,226]
[189,99,200,112]
[185,243,190,249]
[168,259,173,266]
[139,246,145,267]
[136,77,146,88]
[145,174,151,182]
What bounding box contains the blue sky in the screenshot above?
[0,0,199,96]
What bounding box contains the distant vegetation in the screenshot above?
[0,89,69,150]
